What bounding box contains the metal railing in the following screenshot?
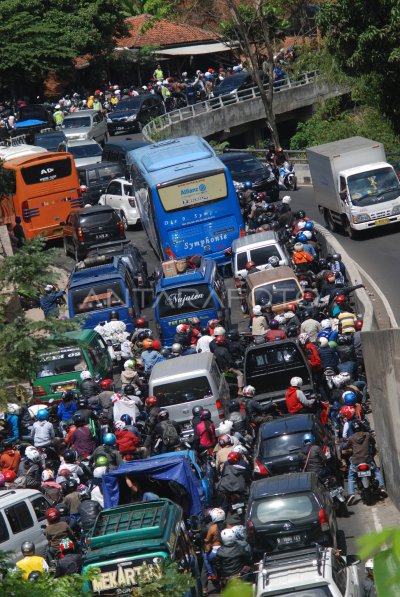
[222,147,308,165]
[143,70,319,141]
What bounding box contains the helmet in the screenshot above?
[318,337,329,348]
[95,455,109,467]
[121,414,132,425]
[335,295,346,304]
[318,258,327,269]
[161,348,170,358]
[176,324,188,334]
[342,391,357,406]
[137,330,152,341]
[41,469,54,482]
[215,335,226,346]
[332,253,341,261]
[192,405,203,417]
[103,433,116,446]
[287,303,296,312]
[190,317,200,325]
[282,195,291,204]
[228,399,240,412]
[46,507,60,522]
[73,412,84,426]
[290,376,303,387]
[268,256,280,267]
[124,359,136,370]
[145,396,158,408]
[171,343,183,355]
[227,451,241,464]
[135,317,147,328]
[242,385,255,397]
[232,525,246,540]
[59,538,74,553]
[298,333,310,345]
[284,311,295,320]
[321,319,332,329]
[303,231,312,240]
[0,473,4,486]
[158,409,169,421]
[80,370,92,380]
[100,379,113,391]
[303,291,314,301]
[243,180,253,189]
[214,326,226,336]
[25,446,41,463]
[294,242,304,251]
[37,408,48,420]
[218,434,233,447]
[304,221,314,231]
[78,486,91,501]
[3,470,16,482]
[56,503,68,516]
[28,571,41,581]
[365,559,374,571]
[65,478,78,493]
[221,528,236,546]
[114,420,126,431]
[297,233,307,242]
[152,340,162,351]
[303,433,315,445]
[269,319,279,329]
[200,409,211,420]
[253,305,262,316]
[355,320,363,330]
[339,405,355,419]
[63,449,78,463]
[217,420,233,435]
[142,338,153,350]
[208,319,220,330]
[245,261,256,271]
[296,210,306,219]
[21,541,35,556]
[124,384,136,396]
[209,507,226,523]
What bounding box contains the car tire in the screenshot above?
[121,212,129,231]
[63,238,70,257]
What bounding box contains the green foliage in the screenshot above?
[357,529,400,597]
[0,159,15,198]
[208,140,230,154]
[222,577,253,596]
[139,45,161,65]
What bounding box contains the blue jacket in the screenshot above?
[57,400,77,421]
[40,291,64,317]
[6,413,19,442]
[141,350,165,374]
[318,346,339,370]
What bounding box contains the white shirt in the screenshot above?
[196,335,213,353]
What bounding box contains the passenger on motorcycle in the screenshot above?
[79,371,99,401]
[265,318,287,342]
[242,386,274,425]
[301,433,328,478]
[217,451,251,503]
[78,486,102,533]
[203,507,226,581]
[300,310,322,343]
[16,541,49,579]
[141,339,165,374]
[31,408,55,449]
[212,335,244,395]
[45,507,75,558]
[215,434,235,473]
[298,333,322,373]
[196,409,216,450]
[121,359,142,391]
[68,413,96,456]
[90,433,122,469]
[251,305,268,341]
[114,420,141,457]
[228,400,248,438]
[214,528,252,582]
[54,538,82,577]
[285,377,316,414]
[318,337,339,370]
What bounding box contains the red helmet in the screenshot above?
[142,338,153,350]
[46,507,61,522]
[354,320,363,330]
[215,335,226,346]
[339,406,355,420]
[245,261,256,271]
[135,317,147,328]
[100,379,113,391]
[152,340,162,351]
[287,303,296,312]
[59,538,74,554]
[335,295,346,304]
[3,470,16,482]
[303,292,314,301]
[227,451,241,464]
[145,396,158,408]
[325,272,335,281]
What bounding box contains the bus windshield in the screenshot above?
[157,284,213,317]
[71,281,126,314]
[37,346,86,377]
[157,172,227,212]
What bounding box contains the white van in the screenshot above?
[0,489,51,562]
[231,230,290,284]
[148,352,229,435]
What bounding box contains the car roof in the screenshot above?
[219,152,261,162]
[75,205,116,216]
[259,414,315,439]
[150,352,214,379]
[246,266,300,291]
[0,489,43,506]
[250,472,317,499]
[64,110,98,117]
[232,230,278,252]
[107,177,131,185]
[67,139,101,147]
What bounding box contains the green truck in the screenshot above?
[82,499,201,596]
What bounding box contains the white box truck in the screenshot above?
[307,136,400,238]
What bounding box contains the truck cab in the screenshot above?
[82,499,200,595]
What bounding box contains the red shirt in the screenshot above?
[196,421,216,448]
[115,429,140,454]
[285,387,303,414]
[265,329,287,342]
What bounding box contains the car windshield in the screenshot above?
[254,494,316,524]
[37,346,86,377]
[226,157,264,176]
[153,377,212,407]
[347,167,400,206]
[71,281,126,314]
[254,279,300,306]
[261,432,307,457]
[63,116,91,128]
[69,144,102,158]
[35,135,64,150]
[80,211,119,226]
[157,284,213,317]
[237,246,280,271]
[115,99,142,111]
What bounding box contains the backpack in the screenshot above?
[161,421,179,447]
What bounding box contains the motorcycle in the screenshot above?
[323,476,348,516]
[278,160,297,191]
[355,462,380,505]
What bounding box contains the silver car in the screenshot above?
[66,139,103,167]
[62,109,108,144]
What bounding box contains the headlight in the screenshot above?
[107,117,112,123]
[233,181,244,190]
[392,205,400,215]
[352,214,370,224]
[127,114,137,121]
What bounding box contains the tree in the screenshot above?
[0,0,128,88]
[358,528,400,596]
[317,0,400,133]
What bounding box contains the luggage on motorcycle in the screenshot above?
[161,421,180,447]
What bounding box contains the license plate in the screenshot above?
[54,382,76,393]
[95,233,110,240]
[277,535,302,545]
[330,487,344,498]
[115,126,125,131]
[375,218,390,226]
[358,470,371,477]
[232,502,245,510]
[182,422,192,431]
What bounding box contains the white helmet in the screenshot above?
[93,465,107,479]
[124,359,135,370]
[321,319,332,329]
[297,221,306,230]
[80,370,92,380]
[339,371,351,383]
[318,337,329,348]
[282,195,291,204]
[209,508,226,523]
[7,403,20,414]
[217,420,234,435]
[232,444,248,454]
[25,446,41,463]
[221,528,236,546]
[114,420,126,431]
[231,525,246,540]
[242,385,255,397]
[290,376,303,387]
[176,324,187,334]
[253,305,262,316]
[275,314,286,324]
[303,230,312,240]
[284,311,295,319]
[214,326,226,337]
[294,242,304,251]
[365,558,374,570]
[42,469,54,482]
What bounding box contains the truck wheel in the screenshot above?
[324,209,339,233]
[343,217,358,239]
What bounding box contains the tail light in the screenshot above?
[318,509,330,532]
[77,227,84,242]
[119,221,124,235]
[358,463,370,472]
[215,399,225,419]
[86,538,91,546]
[165,246,176,259]
[246,520,255,536]
[254,459,269,475]
[128,197,136,207]
[33,386,46,397]
[239,227,246,238]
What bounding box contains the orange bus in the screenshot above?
[0,152,83,240]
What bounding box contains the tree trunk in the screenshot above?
[225,0,280,147]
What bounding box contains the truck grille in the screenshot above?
[370,208,391,219]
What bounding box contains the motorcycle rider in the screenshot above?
[203,507,226,581]
[301,433,328,478]
[90,433,123,469]
[242,385,275,425]
[216,434,235,473]
[21,446,43,489]
[0,438,21,473]
[362,559,377,597]
[285,377,316,414]
[251,305,268,342]
[214,528,252,582]
[31,408,55,448]
[16,541,49,579]
[141,339,165,374]
[45,507,75,559]
[318,337,339,370]
[217,451,251,506]
[265,318,287,342]
[342,420,387,505]
[78,486,102,533]
[195,409,216,451]
[300,311,322,343]
[227,399,248,439]
[68,413,96,457]
[212,335,244,395]
[79,371,99,400]
[245,260,260,276]
[54,538,82,577]
[120,359,142,391]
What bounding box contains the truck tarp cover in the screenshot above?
[102,456,203,515]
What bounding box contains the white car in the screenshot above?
[254,546,361,596]
[66,139,103,167]
[98,178,140,229]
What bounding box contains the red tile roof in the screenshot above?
[117,15,218,49]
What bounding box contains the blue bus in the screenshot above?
[127,136,244,265]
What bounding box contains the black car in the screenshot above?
[86,240,151,306]
[102,139,150,177]
[107,95,165,135]
[212,71,268,99]
[77,161,125,205]
[246,473,338,556]
[253,414,337,477]
[62,206,126,261]
[219,152,279,201]
[33,130,67,152]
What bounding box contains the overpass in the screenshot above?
[143,71,348,143]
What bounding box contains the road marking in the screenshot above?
[371,506,383,533]
[355,262,398,328]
